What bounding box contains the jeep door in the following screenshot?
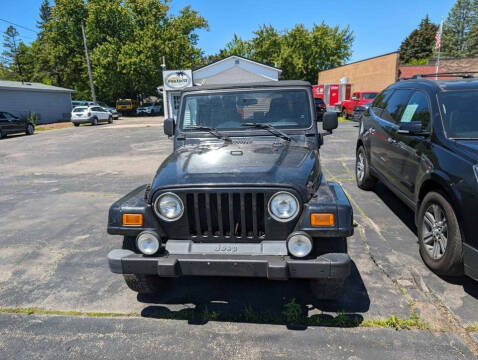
[369,89,414,186]
[393,90,432,200]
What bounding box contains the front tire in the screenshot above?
[341,108,348,119]
[123,274,168,294]
[26,123,35,135]
[0,129,4,139]
[417,191,463,276]
[310,278,345,300]
[108,116,113,124]
[74,123,80,127]
[356,146,377,190]
[121,236,169,294]
[91,117,98,126]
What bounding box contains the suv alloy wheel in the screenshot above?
[417,191,463,276]
[356,146,377,190]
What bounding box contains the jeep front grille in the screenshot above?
[185,191,266,241]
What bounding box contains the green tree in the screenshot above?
[442,0,476,57]
[209,23,353,84]
[219,33,253,58]
[37,0,52,32]
[399,16,439,63]
[465,0,478,55]
[1,25,26,81]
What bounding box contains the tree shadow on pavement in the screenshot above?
[138,261,369,329]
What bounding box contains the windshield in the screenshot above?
[439,90,478,139]
[362,93,377,100]
[141,103,153,107]
[73,107,87,112]
[180,89,311,130]
[117,100,131,105]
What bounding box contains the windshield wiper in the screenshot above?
[185,126,232,142]
[241,123,292,142]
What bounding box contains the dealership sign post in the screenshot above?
[162,70,193,119]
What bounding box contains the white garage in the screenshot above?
[0,80,74,124]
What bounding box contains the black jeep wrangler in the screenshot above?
[107,81,354,299]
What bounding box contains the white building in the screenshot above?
[193,55,281,85]
[162,56,282,119]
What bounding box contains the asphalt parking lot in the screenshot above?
[0,117,477,359]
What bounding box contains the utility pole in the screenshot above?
[81,23,97,104]
[161,56,169,119]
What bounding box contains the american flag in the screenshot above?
[435,21,443,51]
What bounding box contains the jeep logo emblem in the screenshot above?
[214,245,238,253]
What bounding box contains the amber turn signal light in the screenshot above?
[122,213,143,226]
[310,213,334,226]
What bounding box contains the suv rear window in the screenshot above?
[439,90,478,139]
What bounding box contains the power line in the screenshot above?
[0,18,37,33]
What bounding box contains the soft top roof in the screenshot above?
[182,80,311,93]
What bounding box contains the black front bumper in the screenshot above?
[108,249,351,281]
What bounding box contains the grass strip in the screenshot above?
[0,303,430,331]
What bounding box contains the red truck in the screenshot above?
[339,91,378,118]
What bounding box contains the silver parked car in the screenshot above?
[71,106,113,126]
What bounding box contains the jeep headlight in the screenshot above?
[154,192,184,221]
[268,191,300,222]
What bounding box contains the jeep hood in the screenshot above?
[150,142,321,201]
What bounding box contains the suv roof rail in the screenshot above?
[399,71,478,81]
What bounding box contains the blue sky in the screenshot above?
[2,0,455,63]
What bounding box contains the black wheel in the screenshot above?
[123,274,169,294]
[108,116,113,124]
[0,129,4,139]
[417,191,463,276]
[310,278,345,300]
[341,108,348,119]
[26,123,35,135]
[74,123,80,127]
[121,236,168,294]
[91,117,98,126]
[356,146,377,190]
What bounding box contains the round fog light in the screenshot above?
[287,232,312,258]
[136,232,160,255]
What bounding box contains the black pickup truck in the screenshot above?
[107,81,354,299]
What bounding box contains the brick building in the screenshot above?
[317,52,400,92]
[318,53,478,95]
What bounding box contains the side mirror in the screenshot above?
[323,112,338,133]
[397,121,425,135]
[164,118,175,136]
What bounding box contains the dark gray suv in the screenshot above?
[356,75,478,280]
